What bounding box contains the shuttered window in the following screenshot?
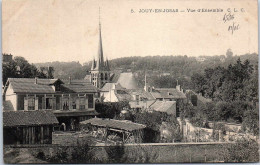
[62,96,69,110]
[86,94,93,109]
[24,95,38,110]
[79,97,85,110]
[35,97,39,110]
[24,97,28,111]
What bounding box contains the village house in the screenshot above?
[148,85,187,116]
[3,78,99,131]
[129,90,156,111]
[100,83,131,102]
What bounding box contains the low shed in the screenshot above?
[80,118,146,143]
[3,110,59,145]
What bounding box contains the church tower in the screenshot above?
[90,9,110,89]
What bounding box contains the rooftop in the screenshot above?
[5,78,98,94]
[80,118,146,132]
[150,100,176,113]
[151,88,186,99]
[3,110,59,127]
[116,72,141,90]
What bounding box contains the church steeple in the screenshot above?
[90,8,111,89]
[96,7,104,70]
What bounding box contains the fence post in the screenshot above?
[189,146,192,162]
[175,149,177,163]
[204,147,207,162]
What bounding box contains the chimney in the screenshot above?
[68,76,71,84]
[35,77,38,84]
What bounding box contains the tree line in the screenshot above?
[2,56,49,85]
[182,58,258,135]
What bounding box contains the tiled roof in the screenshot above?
[151,88,186,99]
[6,78,98,94]
[149,100,176,113]
[80,118,146,131]
[3,110,59,127]
[129,89,155,100]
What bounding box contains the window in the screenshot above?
[46,98,53,109]
[62,97,69,110]
[86,94,93,108]
[79,97,85,110]
[28,97,35,110]
[55,84,61,91]
[24,95,38,110]
[71,94,77,110]
[136,95,140,101]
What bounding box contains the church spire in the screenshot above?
[96,7,104,70]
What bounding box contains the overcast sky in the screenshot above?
[2,0,258,64]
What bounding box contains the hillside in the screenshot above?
[34,53,258,83]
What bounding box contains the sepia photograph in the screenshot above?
[2,0,259,163]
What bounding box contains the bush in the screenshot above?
[36,151,46,160]
[222,138,259,162]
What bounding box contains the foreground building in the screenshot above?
[3,110,58,145]
[3,78,99,131]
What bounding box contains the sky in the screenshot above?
[2,0,258,64]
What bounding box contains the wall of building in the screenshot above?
[102,90,119,102]
[9,93,95,111]
[5,85,17,111]
[4,125,53,145]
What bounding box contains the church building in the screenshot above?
[89,17,111,89]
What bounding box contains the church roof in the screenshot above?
[116,72,141,90]
[100,83,125,92]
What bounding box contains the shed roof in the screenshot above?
[149,100,176,113]
[3,110,59,127]
[6,78,98,94]
[80,118,146,131]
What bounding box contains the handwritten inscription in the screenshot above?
[223,12,240,34]
[223,13,234,23]
[228,22,239,34]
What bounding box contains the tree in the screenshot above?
[242,108,259,136]
[191,73,207,96]
[95,101,130,119]
[133,112,163,142]
[2,55,47,85]
[226,49,233,58]
[222,138,259,162]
